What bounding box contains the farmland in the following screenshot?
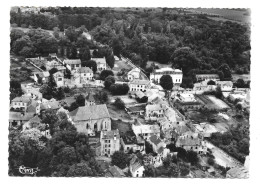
[196,95,229,110]
[186,8,250,24]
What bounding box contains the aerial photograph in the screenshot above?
[9,6,250,178]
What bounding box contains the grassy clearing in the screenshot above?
[107,103,132,120]
[111,119,131,136]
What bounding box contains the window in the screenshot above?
[94,123,97,130]
[84,74,86,76]
[86,123,89,129]
[58,78,62,81]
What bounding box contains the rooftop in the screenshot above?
[153,67,182,73]
[70,104,110,121]
[91,58,106,64]
[79,67,93,74]
[149,134,162,145]
[64,59,81,65]
[9,112,35,121]
[101,129,120,140]
[130,79,150,85]
[227,167,249,179]
[12,96,31,103]
[105,165,125,177]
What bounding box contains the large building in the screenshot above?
[69,104,111,136]
[150,67,183,85]
[100,129,120,157]
[91,58,107,71]
[64,59,81,70]
[129,79,150,92]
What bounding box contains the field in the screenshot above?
[111,119,131,136]
[11,27,55,36]
[113,59,133,74]
[187,8,250,24]
[196,95,229,110]
[107,103,132,120]
[207,95,230,109]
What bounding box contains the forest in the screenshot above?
[10,7,250,88]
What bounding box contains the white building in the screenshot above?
[91,58,107,71]
[78,67,93,82]
[129,79,150,92]
[64,59,81,70]
[100,129,120,157]
[131,120,160,140]
[179,93,197,102]
[216,81,233,92]
[127,68,141,81]
[129,155,145,177]
[150,67,183,85]
[53,72,64,87]
[11,96,32,111]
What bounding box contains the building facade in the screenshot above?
[129,80,150,92]
[100,129,120,157]
[150,67,183,85]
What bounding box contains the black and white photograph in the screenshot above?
[3,0,259,184]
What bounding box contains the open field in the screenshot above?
[113,59,133,74]
[196,95,229,110]
[187,8,250,24]
[207,95,230,109]
[107,104,132,120]
[111,119,131,136]
[11,27,55,36]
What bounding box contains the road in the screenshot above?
[206,141,243,168]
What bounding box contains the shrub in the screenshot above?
[114,98,125,109]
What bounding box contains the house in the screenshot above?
[100,129,120,157]
[85,92,95,106]
[10,96,32,111]
[120,130,145,153]
[64,59,81,70]
[129,155,145,177]
[193,81,216,92]
[53,71,64,87]
[78,67,93,82]
[175,136,207,154]
[21,84,42,100]
[45,59,66,72]
[22,115,51,139]
[147,135,168,156]
[193,123,218,138]
[9,112,35,127]
[216,81,233,92]
[33,71,50,84]
[69,104,111,136]
[127,68,141,81]
[26,99,41,115]
[40,98,61,111]
[105,165,126,178]
[125,104,146,116]
[226,167,249,179]
[150,67,183,85]
[129,80,150,92]
[196,74,220,82]
[91,58,106,71]
[174,93,203,111]
[131,120,160,140]
[145,104,167,120]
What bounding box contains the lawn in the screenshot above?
[111,119,131,136]
[113,59,133,74]
[188,8,250,24]
[107,103,132,121]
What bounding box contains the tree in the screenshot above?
[171,47,199,74]
[111,151,129,169]
[160,75,173,91]
[19,46,35,57]
[218,64,232,80]
[41,109,59,135]
[76,94,85,106]
[186,150,199,165]
[144,165,156,177]
[56,87,65,100]
[100,70,114,81]
[104,75,115,89]
[167,163,179,177]
[215,86,223,99]
[49,68,58,75]
[66,162,96,177]
[82,60,97,73]
[114,98,125,109]
[236,103,243,112]
[70,44,78,59]
[105,54,115,69]
[109,84,129,95]
[207,80,216,85]
[208,157,215,166]
[179,162,190,177]
[79,47,91,62]
[69,102,79,112]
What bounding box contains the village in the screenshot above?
[8,6,251,178]
[9,42,250,178]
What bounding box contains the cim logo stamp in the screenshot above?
[18,165,40,176]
